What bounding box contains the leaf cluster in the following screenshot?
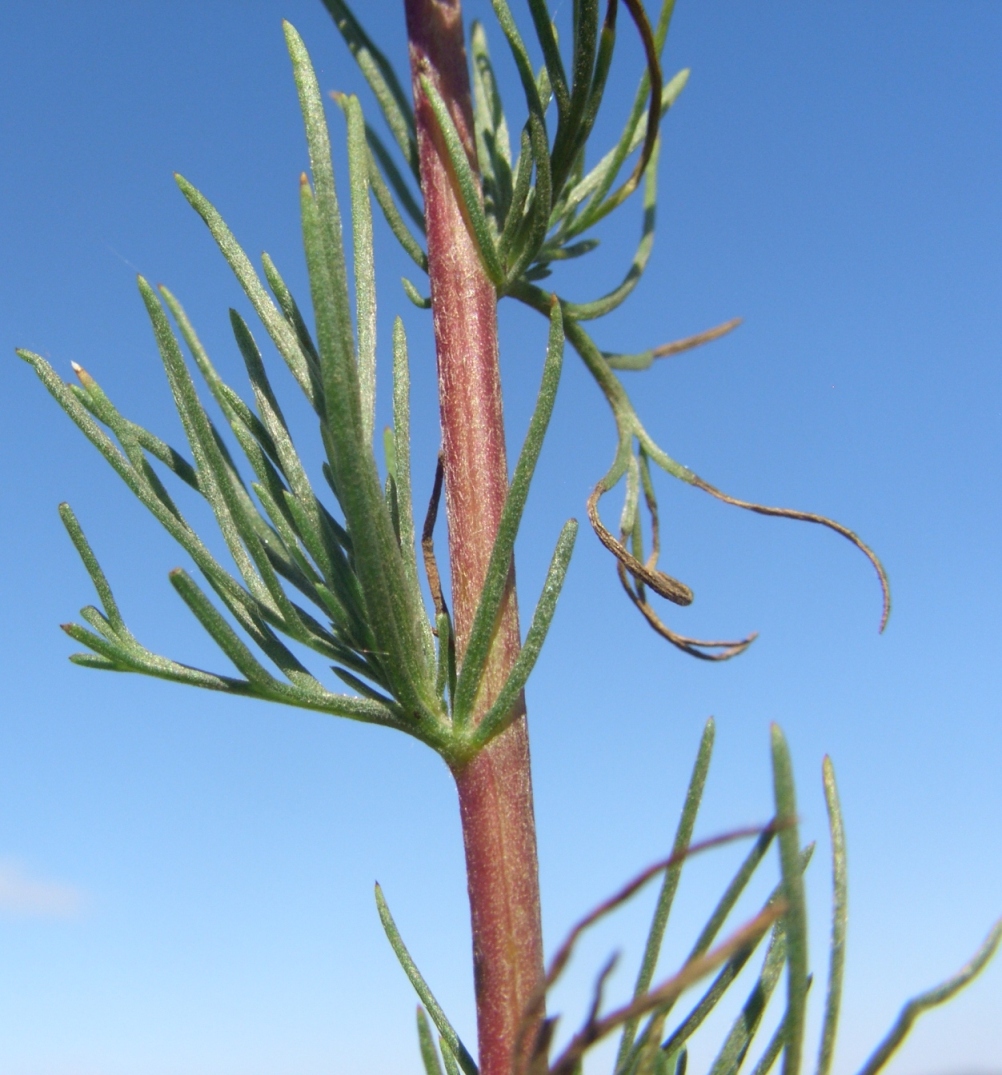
[324,0,891,658]
[17,24,575,769]
[382,722,1001,1075]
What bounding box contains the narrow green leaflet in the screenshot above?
[174,175,318,408]
[289,27,438,723]
[375,884,479,1075]
[707,925,788,1075]
[440,1039,463,1075]
[749,979,815,1075]
[346,93,378,447]
[285,23,356,393]
[466,518,577,753]
[402,277,431,307]
[417,1008,447,1075]
[319,0,419,178]
[816,757,847,1075]
[300,175,433,719]
[453,301,564,727]
[562,137,660,322]
[615,718,716,1073]
[470,20,513,228]
[363,118,427,230]
[771,725,809,1075]
[655,844,814,1070]
[59,504,128,638]
[525,0,569,116]
[419,73,505,286]
[564,67,688,234]
[391,317,436,671]
[856,919,1002,1075]
[57,504,400,726]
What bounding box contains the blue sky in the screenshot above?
[2,2,1000,1074]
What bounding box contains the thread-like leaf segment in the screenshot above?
[816,757,848,1075]
[453,300,566,729]
[614,718,715,1071]
[286,23,438,722]
[375,884,480,1075]
[771,725,809,1075]
[856,918,1002,1075]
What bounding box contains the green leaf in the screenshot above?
[360,116,427,233]
[615,718,716,1073]
[375,884,479,1075]
[548,0,600,197]
[574,0,679,231]
[168,567,286,692]
[227,305,355,606]
[67,365,190,518]
[434,610,454,705]
[139,280,280,615]
[258,255,324,396]
[402,277,431,308]
[143,285,340,666]
[346,93,378,447]
[318,0,419,178]
[573,0,617,184]
[816,757,847,1075]
[440,1038,463,1075]
[707,925,788,1075]
[856,918,1002,1075]
[174,174,317,408]
[487,0,553,274]
[466,518,577,752]
[525,0,569,116]
[300,175,434,722]
[160,286,284,473]
[285,23,356,397]
[656,844,812,1068]
[563,67,688,230]
[365,134,429,267]
[687,821,784,964]
[562,137,660,321]
[749,1014,790,1075]
[499,127,534,259]
[20,348,263,627]
[288,30,433,702]
[417,1008,446,1075]
[419,74,505,286]
[470,21,513,227]
[453,301,564,727]
[58,504,127,636]
[392,317,435,670]
[771,724,809,1075]
[749,980,815,1075]
[62,617,248,694]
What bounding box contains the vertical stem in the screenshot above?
[403,2,545,1073]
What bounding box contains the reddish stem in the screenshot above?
[403,1,545,1072]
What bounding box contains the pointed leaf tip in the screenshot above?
[69,360,95,387]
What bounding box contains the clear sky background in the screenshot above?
[2,3,1000,1074]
